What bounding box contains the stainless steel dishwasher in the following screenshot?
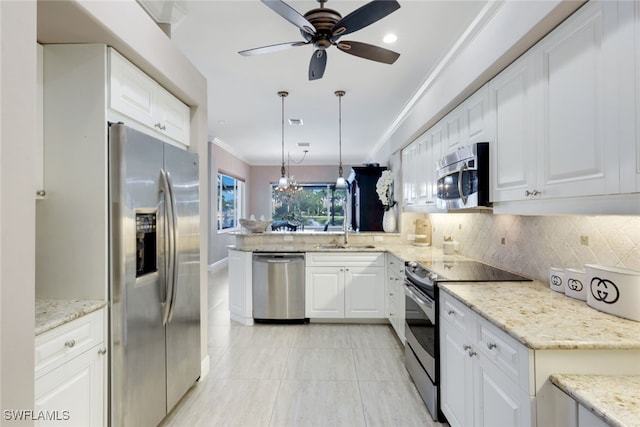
[252,253,305,321]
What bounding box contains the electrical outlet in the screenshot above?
[580,235,589,246]
[283,235,293,242]
[501,237,506,245]
[374,235,384,242]
[458,224,462,230]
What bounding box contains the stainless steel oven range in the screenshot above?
[404,259,531,423]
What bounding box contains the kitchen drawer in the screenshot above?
[306,252,384,267]
[440,291,472,335]
[35,309,104,378]
[477,315,531,392]
[386,253,405,277]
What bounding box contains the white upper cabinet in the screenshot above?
[492,0,621,204]
[489,52,538,202]
[109,49,190,146]
[444,108,464,153]
[402,143,418,207]
[536,0,619,199]
[464,84,492,144]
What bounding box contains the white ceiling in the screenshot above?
[166,0,487,166]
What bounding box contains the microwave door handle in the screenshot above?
[457,161,468,205]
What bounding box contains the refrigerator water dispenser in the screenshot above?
[136,212,157,277]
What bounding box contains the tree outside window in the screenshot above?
[272,184,346,231]
[217,173,244,231]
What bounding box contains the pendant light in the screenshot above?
[277,91,289,189]
[335,90,347,188]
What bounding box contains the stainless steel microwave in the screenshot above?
[436,142,490,210]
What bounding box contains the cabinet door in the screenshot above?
[537,0,619,198]
[228,250,253,324]
[157,86,191,146]
[109,49,157,129]
[402,144,418,207]
[489,52,538,202]
[345,266,385,318]
[305,266,344,318]
[474,353,532,427]
[444,107,464,153]
[464,84,492,144]
[35,346,105,427]
[440,319,474,427]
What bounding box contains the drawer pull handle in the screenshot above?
[468,349,477,357]
[154,123,167,131]
[447,309,455,315]
[463,344,471,351]
[98,348,107,355]
[487,342,497,350]
[64,339,76,348]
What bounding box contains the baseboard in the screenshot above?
[199,355,210,381]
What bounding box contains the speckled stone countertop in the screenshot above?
[35,299,107,336]
[550,374,640,427]
[439,281,640,350]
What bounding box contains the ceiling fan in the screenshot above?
[238,0,401,80]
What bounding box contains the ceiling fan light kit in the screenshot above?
[239,0,401,81]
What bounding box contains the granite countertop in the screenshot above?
[35,299,107,336]
[439,282,640,350]
[550,374,640,427]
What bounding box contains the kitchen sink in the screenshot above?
[314,244,376,250]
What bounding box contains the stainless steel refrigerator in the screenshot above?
[108,123,201,427]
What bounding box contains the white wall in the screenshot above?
[0,1,37,421]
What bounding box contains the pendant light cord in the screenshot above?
[335,90,346,178]
[278,91,288,179]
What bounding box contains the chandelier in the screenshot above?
[275,150,308,196]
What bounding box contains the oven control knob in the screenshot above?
[428,273,438,281]
[407,261,417,268]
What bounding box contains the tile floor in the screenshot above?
[160,267,447,427]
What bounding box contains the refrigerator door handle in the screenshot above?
[160,169,175,326]
[166,170,179,323]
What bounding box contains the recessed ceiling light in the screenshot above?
[289,118,303,126]
[383,33,397,44]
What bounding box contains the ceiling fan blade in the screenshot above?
[331,0,400,39]
[261,0,316,36]
[336,40,400,64]
[308,50,327,81]
[238,41,307,56]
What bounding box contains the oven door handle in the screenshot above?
[405,283,436,324]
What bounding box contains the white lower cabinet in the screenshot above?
[386,253,405,342]
[34,309,106,427]
[440,292,532,427]
[305,252,385,319]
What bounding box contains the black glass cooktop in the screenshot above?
[417,260,532,282]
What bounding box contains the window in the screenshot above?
[272,183,346,231]
[217,173,244,231]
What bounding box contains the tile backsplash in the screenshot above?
[402,212,640,281]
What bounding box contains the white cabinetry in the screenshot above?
[402,144,418,207]
[489,52,538,203]
[109,49,190,146]
[440,292,532,427]
[386,253,405,342]
[492,0,622,204]
[34,309,106,427]
[228,249,253,325]
[305,252,385,319]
